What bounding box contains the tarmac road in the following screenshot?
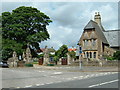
[32,72,118,88]
[1,66,119,89]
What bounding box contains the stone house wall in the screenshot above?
[104,46,116,56]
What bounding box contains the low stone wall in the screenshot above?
[69,60,119,67]
[83,60,119,66]
[69,61,79,66]
[102,60,119,66]
[17,61,25,67]
[83,61,99,66]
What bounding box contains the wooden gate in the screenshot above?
[61,58,67,65]
[38,58,43,65]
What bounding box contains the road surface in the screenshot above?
[1,66,118,89]
[32,72,118,88]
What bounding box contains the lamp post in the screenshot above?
[79,46,82,70]
[77,42,83,70]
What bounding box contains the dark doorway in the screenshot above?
[39,57,43,65]
[61,58,67,65]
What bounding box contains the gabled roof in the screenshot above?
[84,20,95,29]
[103,30,120,47]
[39,48,56,52]
[84,20,108,44]
[68,48,77,52]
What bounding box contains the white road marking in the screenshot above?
[53,72,62,75]
[25,85,32,88]
[36,84,40,86]
[79,76,84,78]
[107,72,111,74]
[39,83,45,85]
[89,79,119,88]
[67,78,73,80]
[104,73,108,75]
[90,74,95,77]
[46,82,53,84]
[39,71,45,72]
[73,77,78,79]
[86,75,90,77]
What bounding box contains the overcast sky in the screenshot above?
[1,1,118,50]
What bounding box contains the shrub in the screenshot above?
[25,63,33,67]
[107,57,115,61]
[47,64,54,66]
[113,51,120,60]
[33,62,38,64]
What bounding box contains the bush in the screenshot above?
[25,63,33,67]
[107,57,115,61]
[113,51,120,60]
[47,64,54,66]
[37,54,44,58]
[33,62,38,64]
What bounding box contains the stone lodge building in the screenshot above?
[78,12,120,60]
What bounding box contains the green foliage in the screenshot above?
[106,56,115,61]
[53,56,59,62]
[32,62,38,64]
[56,45,68,58]
[113,51,120,60]
[49,53,55,57]
[37,54,44,58]
[2,39,24,60]
[47,64,54,66]
[2,6,52,60]
[25,63,33,67]
[68,51,76,59]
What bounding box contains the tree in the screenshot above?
[2,6,52,60]
[53,56,59,65]
[68,51,76,59]
[113,51,120,60]
[57,45,68,58]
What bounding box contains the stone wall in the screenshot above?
[104,46,116,56]
[102,60,119,66]
[70,60,119,67]
[17,61,25,67]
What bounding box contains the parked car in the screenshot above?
[0,62,3,67]
[0,61,9,68]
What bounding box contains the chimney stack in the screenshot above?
[94,12,101,25]
[94,12,105,31]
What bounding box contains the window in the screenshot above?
[84,52,86,58]
[86,52,89,58]
[92,39,96,46]
[84,40,86,46]
[90,52,92,58]
[84,40,88,47]
[94,52,96,58]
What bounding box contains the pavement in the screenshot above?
[1,65,119,89]
[34,65,119,72]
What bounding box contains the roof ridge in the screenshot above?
[104,30,120,32]
[84,20,96,29]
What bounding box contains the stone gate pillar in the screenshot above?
[43,46,49,65]
[25,46,32,63]
[12,51,18,67]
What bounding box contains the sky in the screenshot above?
[1,1,118,50]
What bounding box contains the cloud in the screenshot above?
[1,2,118,50]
